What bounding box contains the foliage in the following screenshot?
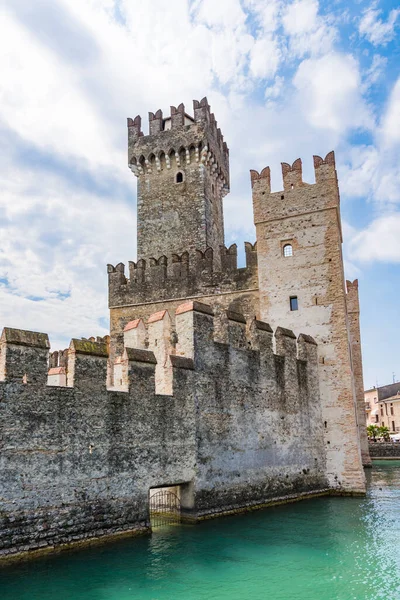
[367,424,379,441]
[367,424,391,441]
[378,425,390,441]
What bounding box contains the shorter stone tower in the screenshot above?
[128,98,229,264]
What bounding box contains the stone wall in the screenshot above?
[368,443,400,458]
[0,303,328,559]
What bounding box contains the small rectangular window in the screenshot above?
[375,415,379,423]
[391,406,394,415]
[392,421,395,431]
[290,296,298,311]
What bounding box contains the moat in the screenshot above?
[1,462,399,600]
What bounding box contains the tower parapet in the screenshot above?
[251,152,340,228]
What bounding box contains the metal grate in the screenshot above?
[149,490,181,528]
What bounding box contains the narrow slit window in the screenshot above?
[283,244,293,257]
[290,296,298,311]
[176,172,183,183]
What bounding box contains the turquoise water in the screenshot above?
[1,462,400,600]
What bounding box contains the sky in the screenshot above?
[0,0,399,389]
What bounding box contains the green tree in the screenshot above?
[367,424,379,441]
[378,425,390,441]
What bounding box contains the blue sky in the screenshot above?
[0,0,399,388]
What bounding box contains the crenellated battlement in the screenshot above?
[108,242,258,309]
[0,303,318,398]
[251,151,339,226]
[128,98,229,190]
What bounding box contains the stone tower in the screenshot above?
[127,98,229,265]
[251,152,366,491]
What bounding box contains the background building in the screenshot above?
[365,382,400,432]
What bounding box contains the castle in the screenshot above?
[0,98,369,560]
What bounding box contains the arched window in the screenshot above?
[176,172,183,183]
[283,244,293,257]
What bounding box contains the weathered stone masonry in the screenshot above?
[0,304,327,558]
[0,96,369,560]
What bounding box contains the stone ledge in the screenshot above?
[253,319,273,333]
[70,339,108,357]
[298,333,317,346]
[1,328,50,349]
[170,355,194,370]
[275,326,296,339]
[175,301,214,316]
[125,348,157,364]
[226,310,246,323]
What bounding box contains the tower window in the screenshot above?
[283,244,293,257]
[290,296,298,311]
[176,172,183,183]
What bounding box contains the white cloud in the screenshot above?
[283,0,319,34]
[362,54,387,90]
[349,214,400,263]
[243,0,282,32]
[339,146,379,199]
[249,37,281,79]
[359,4,400,46]
[282,0,337,57]
[338,75,400,207]
[381,77,400,147]
[0,158,135,349]
[293,52,372,134]
[192,0,247,30]
[0,10,116,170]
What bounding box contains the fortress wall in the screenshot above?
[174,304,328,515]
[0,333,196,559]
[0,310,327,559]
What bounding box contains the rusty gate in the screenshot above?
[149,489,181,527]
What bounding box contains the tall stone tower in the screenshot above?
[251,152,366,492]
[127,98,229,265]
